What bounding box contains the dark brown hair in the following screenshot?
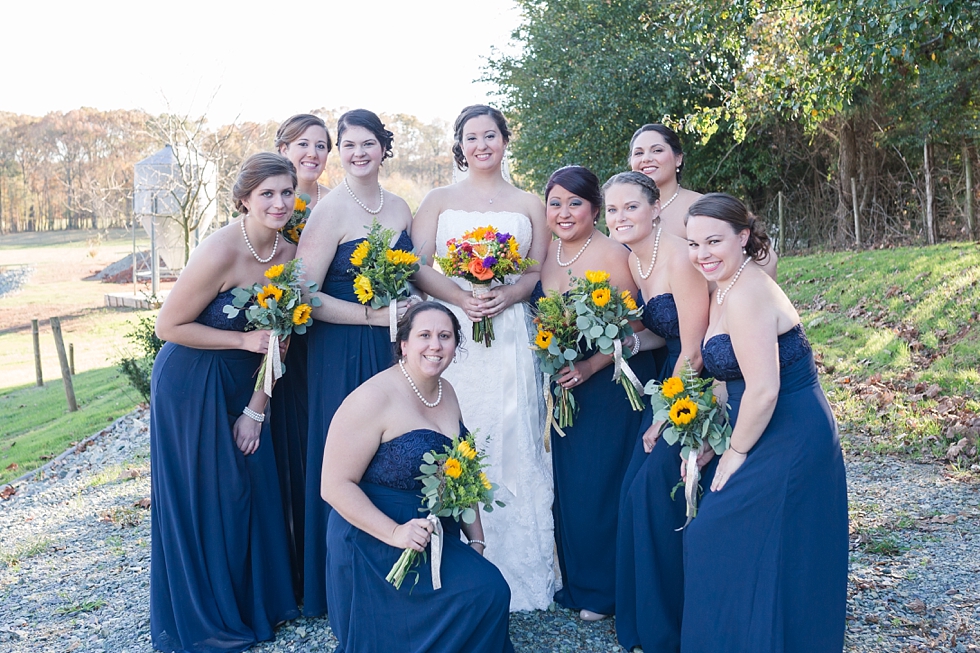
[687,193,771,263]
[628,123,685,183]
[546,166,603,220]
[394,301,465,362]
[337,109,394,161]
[452,105,511,170]
[232,153,296,214]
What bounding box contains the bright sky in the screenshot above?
[3,0,522,125]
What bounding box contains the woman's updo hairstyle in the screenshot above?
[275,113,332,153]
[393,301,465,363]
[337,109,394,162]
[687,193,771,263]
[232,153,296,215]
[602,171,661,207]
[452,105,511,171]
[628,123,685,183]
[545,166,603,220]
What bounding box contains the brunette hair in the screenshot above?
[628,123,685,183]
[546,166,603,219]
[275,113,332,153]
[602,171,661,206]
[232,153,296,214]
[337,109,394,161]
[452,105,511,171]
[687,193,771,263]
[393,301,465,362]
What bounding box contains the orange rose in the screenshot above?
[468,258,494,281]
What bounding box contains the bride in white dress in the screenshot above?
[413,105,556,611]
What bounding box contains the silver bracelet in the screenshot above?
[629,334,641,356]
[242,406,265,423]
[467,538,486,548]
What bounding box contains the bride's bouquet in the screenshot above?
[281,193,311,245]
[434,225,535,347]
[531,290,581,445]
[569,270,645,411]
[386,432,503,590]
[350,220,421,340]
[224,259,320,395]
[645,361,732,529]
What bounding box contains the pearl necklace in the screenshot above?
[316,183,321,204]
[241,218,279,264]
[344,177,384,215]
[556,230,594,267]
[716,257,752,305]
[636,227,662,280]
[660,189,680,211]
[399,359,443,408]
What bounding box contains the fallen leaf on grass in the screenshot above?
[5,463,18,470]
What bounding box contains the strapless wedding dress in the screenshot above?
[435,209,556,611]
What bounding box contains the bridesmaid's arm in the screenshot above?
[666,237,710,376]
[232,388,270,456]
[460,512,487,556]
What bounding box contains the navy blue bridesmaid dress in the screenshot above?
[269,333,309,602]
[616,293,717,652]
[326,428,514,653]
[681,325,848,652]
[532,282,656,615]
[302,231,413,617]
[150,290,299,653]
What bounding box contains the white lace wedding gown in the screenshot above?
[436,209,556,612]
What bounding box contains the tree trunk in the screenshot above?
[923,136,935,245]
[965,144,975,241]
[837,118,858,244]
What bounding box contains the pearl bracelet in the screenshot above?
[467,539,486,548]
[629,334,641,356]
[242,407,265,423]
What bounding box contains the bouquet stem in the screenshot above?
[557,386,575,430]
[386,548,420,590]
[471,283,495,347]
[620,377,645,412]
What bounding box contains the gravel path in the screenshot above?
[0,265,34,299]
[1,409,977,652]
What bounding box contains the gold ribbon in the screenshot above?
[542,373,565,450]
[263,333,283,396]
[388,301,398,342]
[427,514,444,590]
[612,338,645,394]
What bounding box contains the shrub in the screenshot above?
[118,314,164,401]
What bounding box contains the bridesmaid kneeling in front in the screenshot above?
[321,302,513,653]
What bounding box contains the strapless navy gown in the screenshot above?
[303,231,413,617]
[616,293,717,652]
[532,282,657,615]
[326,428,514,653]
[681,325,848,652]
[150,290,298,652]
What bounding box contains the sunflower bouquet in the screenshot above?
[531,290,581,445]
[644,360,732,529]
[350,219,421,340]
[434,225,536,347]
[224,258,320,395]
[386,432,504,590]
[569,270,646,411]
[280,193,311,245]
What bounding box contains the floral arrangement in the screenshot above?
[531,290,581,444]
[280,193,311,245]
[569,270,645,411]
[434,225,535,346]
[644,360,732,528]
[349,219,421,340]
[224,259,320,395]
[386,432,503,590]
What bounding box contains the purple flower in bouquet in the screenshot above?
[496,232,510,244]
[483,256,498,268]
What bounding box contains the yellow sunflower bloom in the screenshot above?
[444,457,462,479]
[591,287,611,307]
[264,264,285,279]
[287,227,302,243]
[668,397,698,426]
[386,249,420,266]
[350,240,371,267]
[621,290,638,311]
[257,284,283,308]
[507,236,518,256]
[535,329,554,349]
[480,472,492,490]
[457,440,477,460]
[662,376,685,399]
[353,274,374,304]
[292,303,312,325]
[585,270,610,284]
[294,196,307,213]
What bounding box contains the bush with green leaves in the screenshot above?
[118,314,164,401]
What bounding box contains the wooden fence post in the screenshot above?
[32,318,43,387]
[778,191,785,255]
[850,177,861,248]
[924,137,936,245]
[69,343,75,375]
[49,317,78,412]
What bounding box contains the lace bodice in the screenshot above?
[702,324,812,382]
[361,429,455,491]
[640,293,680,339]
[435,210,533,259]
[199,290,248,331]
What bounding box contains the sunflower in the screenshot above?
[444,457,462,479]
[621,289,638,311]
[257,284,283,308]
[662,376,685,399]
[669,397,698,426]
[585,270,610,284]
[535,329,554,349]
[294,196,307,213]
[264,264,284,279]
[292,303,312,325]
[591,287,611,307]
[386,249,420,265]
[350,240,371,267]
[480,472,492,490]
[287,227,302,243]
[457,440,477,460]
[353,274,374,304]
